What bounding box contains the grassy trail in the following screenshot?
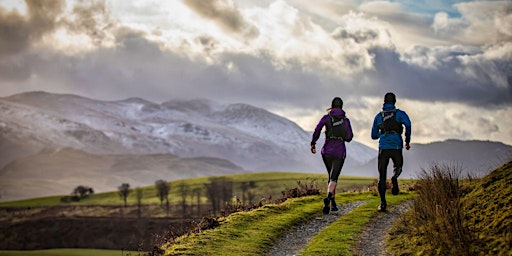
[163,192,416,256]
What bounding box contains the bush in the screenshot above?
[389,163,477,255]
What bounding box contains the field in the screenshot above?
[0,172,378,208]
[2,161,509,255]
[0,172,388,253]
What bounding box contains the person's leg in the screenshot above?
[322,155,332,186]
[322,155,334,214]
[377,149,390,211]
[328,158,344,211]
[390,149,403,195]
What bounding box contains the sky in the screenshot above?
[0,0,511,149]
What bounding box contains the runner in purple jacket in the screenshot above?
[311,97,353,214]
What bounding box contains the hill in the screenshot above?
[352,139,512,178]
[1,91,509,201]
[0,91,375,202]
[0,147,243,202]
[387,160,512,255]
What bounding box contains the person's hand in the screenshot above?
[405,143,410,150]
[311,145,316,154]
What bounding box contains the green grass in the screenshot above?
[301,193,416,256]
[162,192,389,256]
[0,173,375,207]
[0,249,141,256]
[387,161,512,255]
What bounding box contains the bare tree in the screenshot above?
[178,181,190,218]
[205,177,233,215]
[136,187,143,218]
[240,182,249,205]
[192,187,202,217]
[155,179,171,216]
[118,183,131,207]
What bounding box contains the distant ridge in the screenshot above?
[1,91,510,201]
[352,139,512,178]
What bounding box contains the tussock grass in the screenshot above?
[388,160,512,255]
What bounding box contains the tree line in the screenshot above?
[61,177,259,218]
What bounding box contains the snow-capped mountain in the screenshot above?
[0,91,377,201]
[0,91,375,171]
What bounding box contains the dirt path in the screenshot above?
[265,200,367,256]
[265,200,410,256]
[353,202,411,256]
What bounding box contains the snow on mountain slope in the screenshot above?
[0,91,376,172]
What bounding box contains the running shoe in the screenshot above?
[391,176,399,195]
[323,197,330,214]
[378,202,387,212]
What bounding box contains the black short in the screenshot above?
[322,155,345,183]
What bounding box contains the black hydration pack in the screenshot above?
[326,114,348,140]
[379,109,403,134]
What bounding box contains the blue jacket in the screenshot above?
[371,103,411,150]
[311,108,353,159]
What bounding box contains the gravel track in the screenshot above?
[265,200,368,256]
[265,200,411,256]
[353,201,411,256]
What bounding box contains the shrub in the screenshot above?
[390,163,477,255]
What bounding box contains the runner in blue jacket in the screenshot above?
[311,97,353,214]
[371,92,411,212]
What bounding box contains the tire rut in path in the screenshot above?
[265,200,368,256]
[353,201,411,256]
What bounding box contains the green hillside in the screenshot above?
[388,160,512,255]
[0,172,375,207]
[463,161,512,254]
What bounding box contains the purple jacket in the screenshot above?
[310,108,353,159]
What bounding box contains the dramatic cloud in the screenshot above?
[182,0,259,39]
[0,0,511,148]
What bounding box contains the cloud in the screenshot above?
[0,0,511,147]
[429,1,512,46]
[182,0,259,39]
[0,0,64,57]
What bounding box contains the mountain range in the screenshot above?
[1,91,510,202]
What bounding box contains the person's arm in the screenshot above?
[400,110,412,150]
[310,115,326,153]
[371,114,381,140]
[344,118,353,142]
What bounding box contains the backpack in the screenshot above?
[379,109,403,134]
[326,114,348,140]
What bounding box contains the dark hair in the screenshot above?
[331,97,343,108]
[384,92,396,104]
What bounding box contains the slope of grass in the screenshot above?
[162,192,378,256]
[462,160,512,254]
[0,173,375,207]
[388,161,512,255]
